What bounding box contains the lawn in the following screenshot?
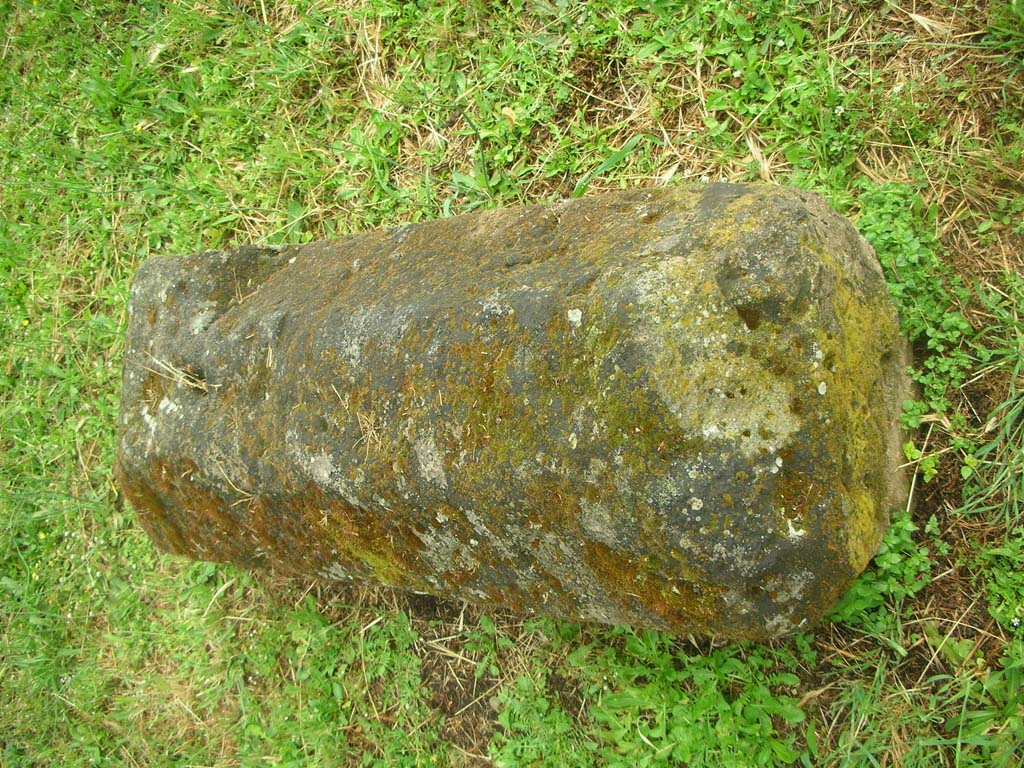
[1,0,1022,765]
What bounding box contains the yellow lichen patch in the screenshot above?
[844,489,885,573]
[812,261,903,567]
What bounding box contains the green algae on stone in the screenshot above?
[115,184,909,640]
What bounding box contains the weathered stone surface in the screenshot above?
[116,184,908,639]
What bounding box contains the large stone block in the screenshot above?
[116,184,908,639]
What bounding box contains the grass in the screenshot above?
[2,0,1022,765]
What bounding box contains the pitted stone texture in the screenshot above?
[116,184,908,639]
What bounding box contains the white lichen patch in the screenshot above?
[685,453,712,480]
[414,430,448,489]
[190,306,218,336]
[765,569,814,603]
[785,516,806,540]
[140,405,158,437]
[319,562,356,582]
[567,307,583,328]
[721,588,757,618]
[579,498,621,547]
[463,507,515,559]
[707,530,767,579]
[764,611,798,636]
[701,423,722,440]
[307,452,337,487]
[584,457,608,484]
[331,305,413,366]
[481,289,514,317]
[289,434,366,511]
[337,311,369,365]
[413,522,464,572]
